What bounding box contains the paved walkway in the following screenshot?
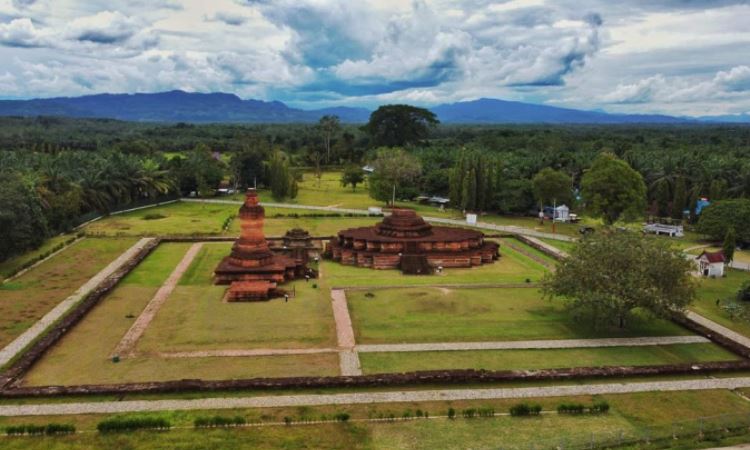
[4,377,750,416]
[686,311,750,349]
[111,243,203,358]
[519,235,569,259]
[182,198,575,242]
[330,289,361,375]
[356,336,709,353]
[0,238,155,368]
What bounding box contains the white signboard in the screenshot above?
[466,213,477,225]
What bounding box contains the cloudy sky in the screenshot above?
[0,0,749,116]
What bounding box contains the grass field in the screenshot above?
[0,237,136,348]
[86,202,238,236]
[0,233,78,280]
[359,343,737,373]
[0,390,748,449]
[691,269,750,337]
[347,287,692,344]
[325,243,548,288]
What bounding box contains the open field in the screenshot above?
[359,343,737,373]
[347,287,692,344]
[0,389,748,449]
[0,233,78,280]
[325,243,548,288]
[0,237,136,348]
[691,269,750,337]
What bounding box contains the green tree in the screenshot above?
[230,141,270,188]
[723,228,736,263]
[367,147,422,204]
[364,105,439,147]
[0,173,48,261]
[317,115,340,164]
[543,231,695,328]
[268,150,294,201]
[580,153,647,225]
[532,168,573,207]
[671,177,687,220]
[697,199,750,243]
[340,166,364,191]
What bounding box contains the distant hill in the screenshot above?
[0,90,744,124]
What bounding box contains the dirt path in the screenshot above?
[4,377,750,416]
[0,238,155,368]
[111,243,203,358]
[355,336,709,353]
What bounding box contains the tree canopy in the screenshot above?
[532,168,573,207]
[367,147,422,204]
[543,231,696,329]
[697,198,750,243]
[580,153,647,225]
[364,105,439,147]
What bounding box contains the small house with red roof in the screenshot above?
[696,250,725,277]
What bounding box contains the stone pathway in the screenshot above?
[518,235,569,259]
[686,311,750,349]
[355,336,709,353]
[4,377,750,416]
[330,289,361,375]
[0,238,155,368]
[111,243,203,358]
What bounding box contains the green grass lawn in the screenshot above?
[0,233,78,280]
[0,237,136,349]
[24,242,338,386]
[359,343,737,373]
[691,269,750,337]
[538,237,577,254]
[325,243,549,288]
[347,287,692,344]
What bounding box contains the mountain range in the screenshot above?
[0,90,745,124]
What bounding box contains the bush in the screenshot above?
[97,417,171,433]
[462,408,476,418]
[557,403,586,415]
[333,412,350,422]
[590,401,610,414]
[447,408,456,419]
[283,416,292,426]
[737,281,750,302]
[6,423,76,436]
[194,415,246,428]
[509,403,540,417]
[477,407,495,418]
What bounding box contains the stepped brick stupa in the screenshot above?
[214,189,307,301]
[327,208,499,274]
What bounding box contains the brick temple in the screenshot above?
[327,208,499,274]
[214,189,308,301]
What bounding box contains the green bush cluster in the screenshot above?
[333,412,350,422]
[509,403,542,417]
[557,401,609,414]
[97,417,171,433]
[5,423,75,436]
[141,213,167,220]
[194,416,246,428]
[222,215,234,230]
[4,233,83,279]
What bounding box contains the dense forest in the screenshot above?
[2,112,750,260]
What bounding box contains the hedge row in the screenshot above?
[6,423,75,436]
[97,417,171,433]
[3,233,84,280]
[194,416,246,428]
[509,403,542,417]
[558,401,609,415]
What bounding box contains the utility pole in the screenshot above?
[392,183,396,206]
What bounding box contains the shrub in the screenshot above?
[142,213,166,220]
[557,403,586,415]
[311,283,318,289]
[591,401,610,414]
[45,423,76,435]
[194,415,246,428]
[364,292,375,298]
[447,408,456,419]
[97,417,171,433]
[462,408,476,418]
[283,416,292,426]
[333,412,350,422]
[737,281,750,302]
[112,355,120,363]
[477,407,495,418]
[509,404,530,417]
[5,423,76,436]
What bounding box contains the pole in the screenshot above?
[552,198,557,234]
[392,184,396,206]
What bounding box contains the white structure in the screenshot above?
[466,213,477,225]
[368,206,382,215]
[554,205,570,222]
[644,223,684,237]
[696,251,725,277]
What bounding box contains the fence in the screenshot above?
[495,412,750,450]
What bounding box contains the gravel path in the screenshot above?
[339,350,362,376]
[156,348,338,358]
[0,238,155,368]
[686,311,750,349]
[3,377,750,416]
[519,235,570,259]
[182,198,575,242]
[331,289,356,349]
[111,243,203,358]
[355,336,709,353]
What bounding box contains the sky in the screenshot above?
[0,0,749,116]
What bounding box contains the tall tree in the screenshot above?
[317,115,340,164]
[580,153,647,225]
[268,150,296,201]
[0,173,48,261]
[367,147,422,205]
[544,231,696,329]
[340,166,364,192]
[532,168,573,207]
[723,228,736,263]
[671,177,687,220]
[364,105,439,147]
[698,199,750,243]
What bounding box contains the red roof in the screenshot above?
[697,251,725,263]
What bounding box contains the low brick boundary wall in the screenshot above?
[4,360,749,398]
[0,239,161,389]
[514,235,567,261]
[672,313,750,359]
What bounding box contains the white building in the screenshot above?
[696,251,725,277]
[643,223,684,237]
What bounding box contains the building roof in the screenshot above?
[697,251,725,263]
